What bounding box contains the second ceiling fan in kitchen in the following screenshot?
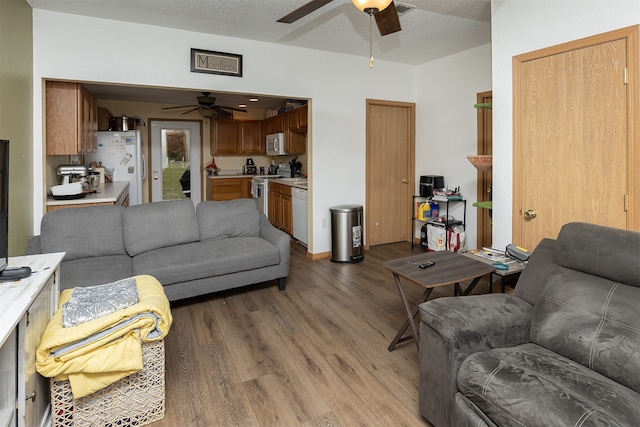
[162,92,247,119]
[278,0,401,36]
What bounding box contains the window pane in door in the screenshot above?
[161,129,190,200]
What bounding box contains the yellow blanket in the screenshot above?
[36,275,172,398]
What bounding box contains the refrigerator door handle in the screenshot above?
[140,153,147,180]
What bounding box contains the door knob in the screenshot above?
[523,209,537,219]
[402,179,408,184]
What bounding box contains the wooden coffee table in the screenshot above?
[384,250,495,351]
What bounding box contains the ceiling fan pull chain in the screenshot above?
[369,13,374,68]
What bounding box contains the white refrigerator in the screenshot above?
[85,131,145,205]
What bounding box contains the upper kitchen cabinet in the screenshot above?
[286,104,307,154]
[288,104,308,132]
[46,81,98,155]
[211,119,263,155]
[263,113,285,135]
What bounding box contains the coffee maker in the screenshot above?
[243,158,257,174]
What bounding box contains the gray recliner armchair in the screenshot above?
[418,222,640,426]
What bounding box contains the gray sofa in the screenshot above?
[418,222,640,427]
[27,198,290,301]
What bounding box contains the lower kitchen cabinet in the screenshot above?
[0,253,64,427]
[208,177,252,201]
[268,182,292,234]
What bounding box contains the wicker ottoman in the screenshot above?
[51,340,165,427]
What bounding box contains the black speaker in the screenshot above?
[420,175,444,197]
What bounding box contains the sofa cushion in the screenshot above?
[132,237,280,286]
[123,199,199,256]
[59,255,133,291]
[457,343,640,427]
[197,199,261,241]
[530,271,640,394]
[554,222,640,287]
[41,205,126,261]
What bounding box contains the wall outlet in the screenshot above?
[321,218,328,228]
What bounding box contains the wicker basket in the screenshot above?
[51,340,165,427]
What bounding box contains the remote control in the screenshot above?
[419,261,435,269]
[0,266,32,281]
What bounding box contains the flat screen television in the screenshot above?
[0,140,8,274]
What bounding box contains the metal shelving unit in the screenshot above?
[411,195,466,251]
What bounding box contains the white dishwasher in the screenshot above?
[292,187,308,246]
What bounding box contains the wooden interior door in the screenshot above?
[476,91,492,249]
[366,100,415,246]
[513,27,638,249]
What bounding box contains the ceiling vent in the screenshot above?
[395,3,415,15]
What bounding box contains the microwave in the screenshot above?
[266,133,288,156]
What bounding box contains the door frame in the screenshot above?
[513,25,640,242]
[476,91,492,248]
[365,99,416,248]
[148,119,203,204]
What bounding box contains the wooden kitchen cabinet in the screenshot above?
[261,105,307,154]
[46,81,98,155]
[210,119,263,155]
[288,104,308,131]
[268,182,292,234]
[208,177,252,201]
[263,113,284,135]
[238,120,263,154]
[97,107,112,131]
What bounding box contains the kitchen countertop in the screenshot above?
[271,178,308,190]
[207,174,258,179]
[46,181,129,206]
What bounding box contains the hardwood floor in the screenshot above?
[154,242,496,427]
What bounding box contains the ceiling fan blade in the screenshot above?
[217,105,248,113]
[162,104,199,110]
[375,1,401,36]
[180,107,202,115]
[277,0,333,23]
[213,106,234,117]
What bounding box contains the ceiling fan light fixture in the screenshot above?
[198,109,216,119]
[352,0,392,13]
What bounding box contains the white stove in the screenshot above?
[251,163,293,218]
[251,175,283,217]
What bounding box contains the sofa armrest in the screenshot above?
[24,236,41,255]
[259,215,290,269]
[418,294,533,427]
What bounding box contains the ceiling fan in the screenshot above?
[277,0,401,36]
[162,92,247,118]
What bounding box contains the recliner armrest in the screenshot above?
[418,294,533,427]
[420,293,533,352]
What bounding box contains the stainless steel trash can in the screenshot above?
[330,205,364,263]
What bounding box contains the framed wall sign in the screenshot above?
[191,48,243,77]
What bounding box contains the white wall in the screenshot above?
[32,10,416,254]
[415,44,492,249]
[491,0,640,248]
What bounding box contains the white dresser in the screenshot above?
[0,253,64,427]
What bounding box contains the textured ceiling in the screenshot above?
[28,0,491,108]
